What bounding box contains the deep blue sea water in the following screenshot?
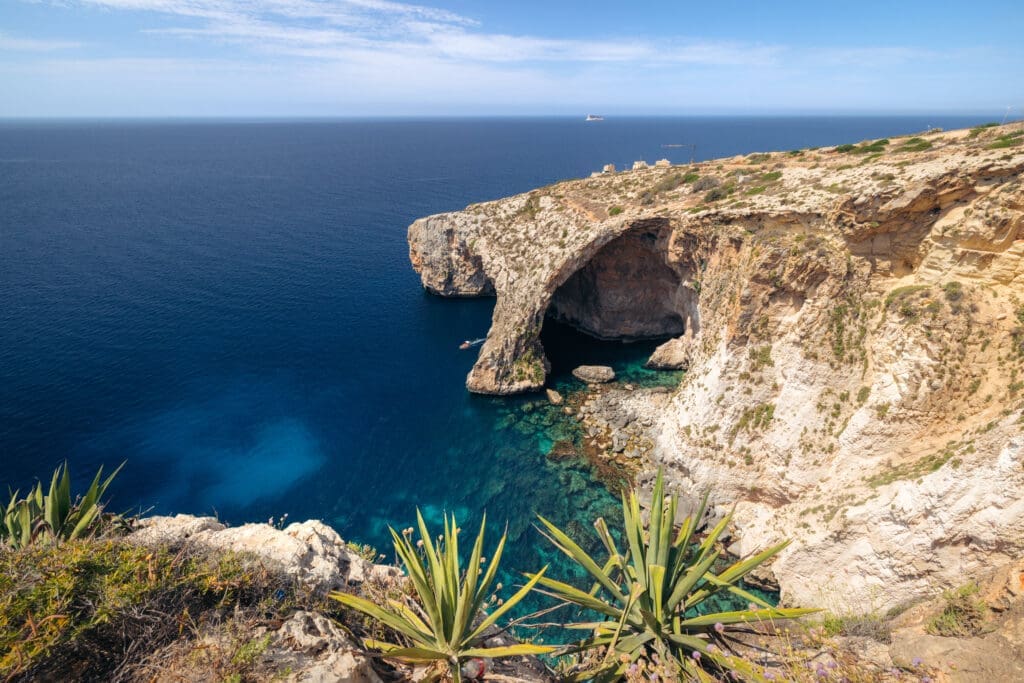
[0,115,996,616]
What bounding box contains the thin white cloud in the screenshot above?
[46,0,782,67]
[68,0,475,27]
[808,46,938,68]
[0,31,81,51]
[12,0,1009,116]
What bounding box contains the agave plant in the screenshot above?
[2,462,124,550]
[531,470,816,682]
[331,511,554,682]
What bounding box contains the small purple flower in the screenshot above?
[706,644,717,653]
[912,657,923,667]
[921,677,933,683]
[764,673,776,681]
[714,622,725,633]
[627,664,639,675]
[828,660,837,669]
[691,651,701,661]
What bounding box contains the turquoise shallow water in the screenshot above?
[1,116,993,633]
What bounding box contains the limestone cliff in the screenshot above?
[408,123,1024,612]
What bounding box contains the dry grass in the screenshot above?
[0,535,370,682]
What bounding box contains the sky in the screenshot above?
[0,0,1022,117]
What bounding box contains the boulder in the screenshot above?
[572,365,615,383]
[131,515,398,595]
[152,610,385,683]
[545,388,564,405]
[267,611,384,683]
[646,335,693,370]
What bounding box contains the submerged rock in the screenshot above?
[545,388,564,404]
[572,365,615,383]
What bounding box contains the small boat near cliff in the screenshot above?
[459,338,485,350]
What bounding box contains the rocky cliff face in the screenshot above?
[408,123,1024,612]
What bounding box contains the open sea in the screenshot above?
[0,115,996,618]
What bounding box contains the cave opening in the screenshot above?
[539,319,671,380]
[540,222,698,379]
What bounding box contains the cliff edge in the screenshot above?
[408,123,1024,612]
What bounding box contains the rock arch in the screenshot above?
[544,218,698,342]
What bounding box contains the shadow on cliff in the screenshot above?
[538,218,699,375]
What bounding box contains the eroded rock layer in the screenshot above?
[408,123,1024,612]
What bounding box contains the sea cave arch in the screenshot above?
[540,218,699,362]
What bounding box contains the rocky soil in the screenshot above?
[408,123,1024,615]
[127,516,553,683]
[883,553,1024,682]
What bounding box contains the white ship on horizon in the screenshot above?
[585,114,604,121]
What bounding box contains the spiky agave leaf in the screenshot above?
[536,469,817,682]
[0,463,123,550]
[331,511,554,681]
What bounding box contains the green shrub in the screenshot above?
[748,345,773,370]
[987,131,1023,149]
[822,612,891,643]
[640,173,690,204]
[898,137,933,152]
[884,285,929,322]
[838,139,890,155]
[704,187,729,202]
[942,281,963,302]
[967,122,999,138]
[331,511,552,682]
[2,462,123,550]
[532,470,814,681]
[731,403,775,441]
[927,583,988,637]
[863,442,966,488]
[691,176,720,193]
[608,206,623,216]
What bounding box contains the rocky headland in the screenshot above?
[408,123,1024,616]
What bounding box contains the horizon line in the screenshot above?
[1,111,1020,122]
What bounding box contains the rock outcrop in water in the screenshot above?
[408,123,1024,613]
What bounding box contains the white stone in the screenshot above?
[131,516,399,595]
